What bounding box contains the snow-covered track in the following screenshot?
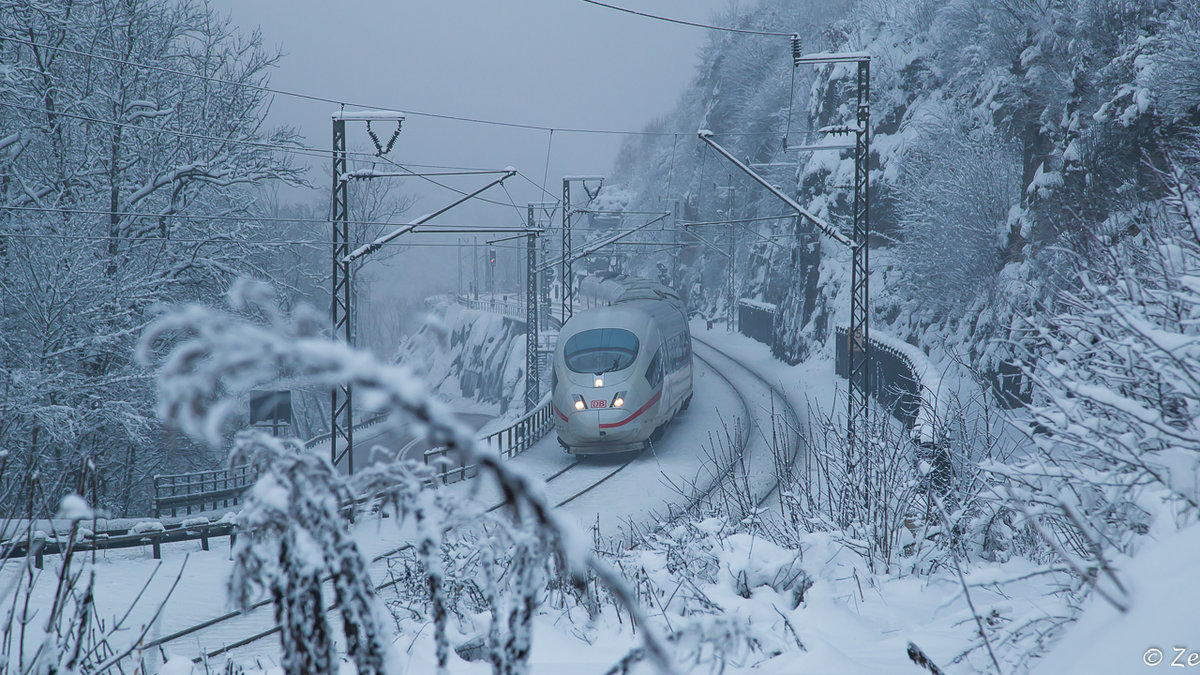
[689,335,803,511]
[144,337,802,666]
[148,447,639,664]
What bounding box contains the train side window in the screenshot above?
[646,348,663,389]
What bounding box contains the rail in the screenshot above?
[149,412,389,518]
[119,326,807,664]
[3,517,236,568]
[153,466,256,518]
[457,295,526,319]
[423,393,553,484]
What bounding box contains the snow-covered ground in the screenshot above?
[0,327,779,672]
[9,322,1191,674]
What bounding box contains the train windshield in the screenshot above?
[563,329,640,374]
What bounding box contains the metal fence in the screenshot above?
[153,465,256,518]
[835,326,922,432]
[737,299,777,346]
[4,520,236,568]
[458,295,526,320]
[424,395,554,484]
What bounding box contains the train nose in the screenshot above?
[564,409,601,438]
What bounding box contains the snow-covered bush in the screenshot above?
[891,111,1020,318]
[997,167,1200,622]
[139,280,673,674]
[226,431,388,675]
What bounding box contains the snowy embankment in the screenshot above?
[1031,518,1200,673]
[394,297,528,418]
[14,318,1188,674]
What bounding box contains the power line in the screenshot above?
[8,36,783,138]
[679,214,799,227]
[576,0,794,37]
[3,203,434,228]
[0,101,511,174]
[1,100,335,161]
[374,156,528,218]
[0,230,540,249]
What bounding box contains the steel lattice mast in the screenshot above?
[849,57,871,456]
[561,179,572,323]
[698,49,870,464]
[525,204,540,413]
[331,117,354,474]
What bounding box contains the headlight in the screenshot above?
[613,397,624,408]
[594,377,604,388]
[574,399,586,410]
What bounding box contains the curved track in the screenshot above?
[690,336,804,511]
[141,335,802,667]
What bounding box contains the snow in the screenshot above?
[57,494,94,521]
[1032,522,1200,674]
[130,520,166,535]
[331,109,405,121]
[7,315,1173,675]
[795,51,872,63]
[159,655,195,674]
[736,298,777,312]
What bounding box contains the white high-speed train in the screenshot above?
[552,275,693,454]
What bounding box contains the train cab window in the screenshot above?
[646,348,663,389]
[563,329,640,374]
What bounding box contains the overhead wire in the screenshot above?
[374,155,529,214]
[575,0,794,37]
[7,36,783,138]
[680,214,801,227]
[0,99,502,173]
[3,203,421,228]
[6,21,810,264]
[0,230,520,248]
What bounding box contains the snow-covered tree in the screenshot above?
[139,279,675,674]
[0,0,303,514]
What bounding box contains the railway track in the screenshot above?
[146,433,652,665]
[689,336,804,512]
[142,337,802,667]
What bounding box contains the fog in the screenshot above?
[207,0,737,349]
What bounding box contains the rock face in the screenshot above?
[395,299,527,413]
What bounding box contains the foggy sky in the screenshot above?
[210,0,737,216]
[207,0,740,332]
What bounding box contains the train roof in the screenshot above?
[578,274,684,309]
[560,275,690,344]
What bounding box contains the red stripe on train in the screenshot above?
[553,405,569,422]
[598,389,662,429]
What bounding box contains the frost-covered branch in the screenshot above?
[138,280,676,674]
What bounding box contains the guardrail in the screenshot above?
[3,517,236,568]
[457,295,526,319]
[153,466,256,518]
[424,394,553,484]
[835,325,932,438]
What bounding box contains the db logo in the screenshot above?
[590,400,608,408]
